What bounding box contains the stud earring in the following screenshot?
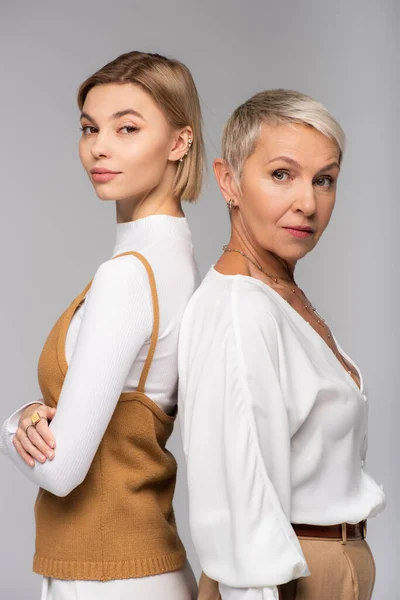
[228,199,236,211]
[179,138,193,162]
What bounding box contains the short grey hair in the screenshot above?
[222,89,345,185]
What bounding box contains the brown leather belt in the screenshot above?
[292,520,367,541]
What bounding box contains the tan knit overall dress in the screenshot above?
[33,251,186,581]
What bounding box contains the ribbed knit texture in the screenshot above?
[34,252,186,581]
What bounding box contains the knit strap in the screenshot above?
[112,251,160,394]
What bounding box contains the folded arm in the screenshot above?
[0,256,152,496]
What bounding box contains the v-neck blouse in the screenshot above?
[253,272,365,396]
[178,266,386,599]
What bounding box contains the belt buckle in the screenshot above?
[362,520,367,539]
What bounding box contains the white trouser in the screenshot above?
[40,560,198,600]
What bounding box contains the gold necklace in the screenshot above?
[222,245,327,327]
[222,245,355,377]
[222,245,294,284]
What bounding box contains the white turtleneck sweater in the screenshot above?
[0,215,199,599]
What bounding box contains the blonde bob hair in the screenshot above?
[78,51,205,202]
[222,89,345,185]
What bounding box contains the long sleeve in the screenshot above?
[0,255,152,496]
[178,278,309,600]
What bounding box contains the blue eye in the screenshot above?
[273,169,290,181]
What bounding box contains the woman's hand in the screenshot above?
[13,403,57,467]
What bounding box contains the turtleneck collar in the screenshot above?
[112,214,192,256]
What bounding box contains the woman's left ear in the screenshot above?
[169,127,193,162]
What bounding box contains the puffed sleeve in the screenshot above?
[178,277,309,600]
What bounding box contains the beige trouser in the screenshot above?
[198,538,376,600]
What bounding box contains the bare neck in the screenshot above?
[116,195,184,223]
[116,166,184,223]
[226,226,296,281]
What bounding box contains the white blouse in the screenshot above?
[0,215,199,598]
[178,267,386,600]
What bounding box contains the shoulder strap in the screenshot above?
[112,251,160,394]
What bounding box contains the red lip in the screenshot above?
[91,168,121,174]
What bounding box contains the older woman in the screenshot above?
[178,90,386,600]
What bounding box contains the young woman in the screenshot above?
[0,50,204,600]
[178,89,386,600]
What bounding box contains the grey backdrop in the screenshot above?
[0,1,398,598]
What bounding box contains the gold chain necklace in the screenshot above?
[222,245,294,284]
[222,245,355,376]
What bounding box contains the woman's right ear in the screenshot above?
[213,158,238,204]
